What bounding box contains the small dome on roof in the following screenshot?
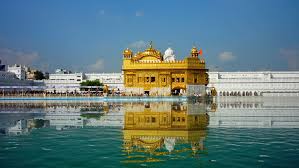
[190,46,199,57]
[164,47,175,61]
[123,48,132,54]
[165,47,174,56]
[191,46,198,54]
[123,48,133,58]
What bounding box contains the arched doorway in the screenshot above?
[171,87,185,96]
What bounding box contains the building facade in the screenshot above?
[45,72,84,93]
[7,64,26,80]
[0,71,34,88]
[208,71,299,96]
[44,72,124,93]
[122,43,209,96]
[0,62,44,91]
[85,73,124,91]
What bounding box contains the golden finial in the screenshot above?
[149,41,153,49]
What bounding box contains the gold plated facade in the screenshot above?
[122,42,209,96]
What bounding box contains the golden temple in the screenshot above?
[122,42,209,96]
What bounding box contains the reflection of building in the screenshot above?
[208,71,299,96]
[208,97,299,128]
[122,102,209,162]
[122,42,209,96]
[7,119,29,135]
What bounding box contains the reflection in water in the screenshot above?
[207,97,299,128]
[122,102,209,163]
[1,98,299,167]
[1,97,299,135]
[0,101,123,135]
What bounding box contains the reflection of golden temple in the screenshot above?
[122,42,209,96]
[122,102,209,162]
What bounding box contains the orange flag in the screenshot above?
[198,48,203,56]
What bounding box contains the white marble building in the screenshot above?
[0,62,44,91]
[85,73,124,91]
[7,64,26,80]
[0,71,35,90]
[44,72,124,93]
[208,71,299,96]
[45,72,84,93]
[41,71,299,95]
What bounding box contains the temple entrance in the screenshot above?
[172,89,180,95]
[144,91,150,96]
[172,88,183,96]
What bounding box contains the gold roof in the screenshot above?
[132,42,162,61]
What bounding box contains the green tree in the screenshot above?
[80,80,103,86]
[80,80,103,91]
[34,71,45,80]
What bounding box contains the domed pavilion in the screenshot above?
[122,42,209,96]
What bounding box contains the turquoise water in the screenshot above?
[1,127,299,168]
[1,98,299,168]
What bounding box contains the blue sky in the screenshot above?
[0,0,298,72]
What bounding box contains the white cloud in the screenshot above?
[129,40,147,50]
[280,47,299,70]
[0,48,40,66]
[218,51,236,62]
[135,10,144,17]
[87,59,104,72]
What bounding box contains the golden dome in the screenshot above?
[132,42,162,61]
[191,46,198,54]
[190,46,199,57]
[123,48,132,55]
[123,48,133,58]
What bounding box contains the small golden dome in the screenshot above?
[123,48,133,58]
[123,48,132,55]
[190,46,199,57]
[191,47,198,54]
